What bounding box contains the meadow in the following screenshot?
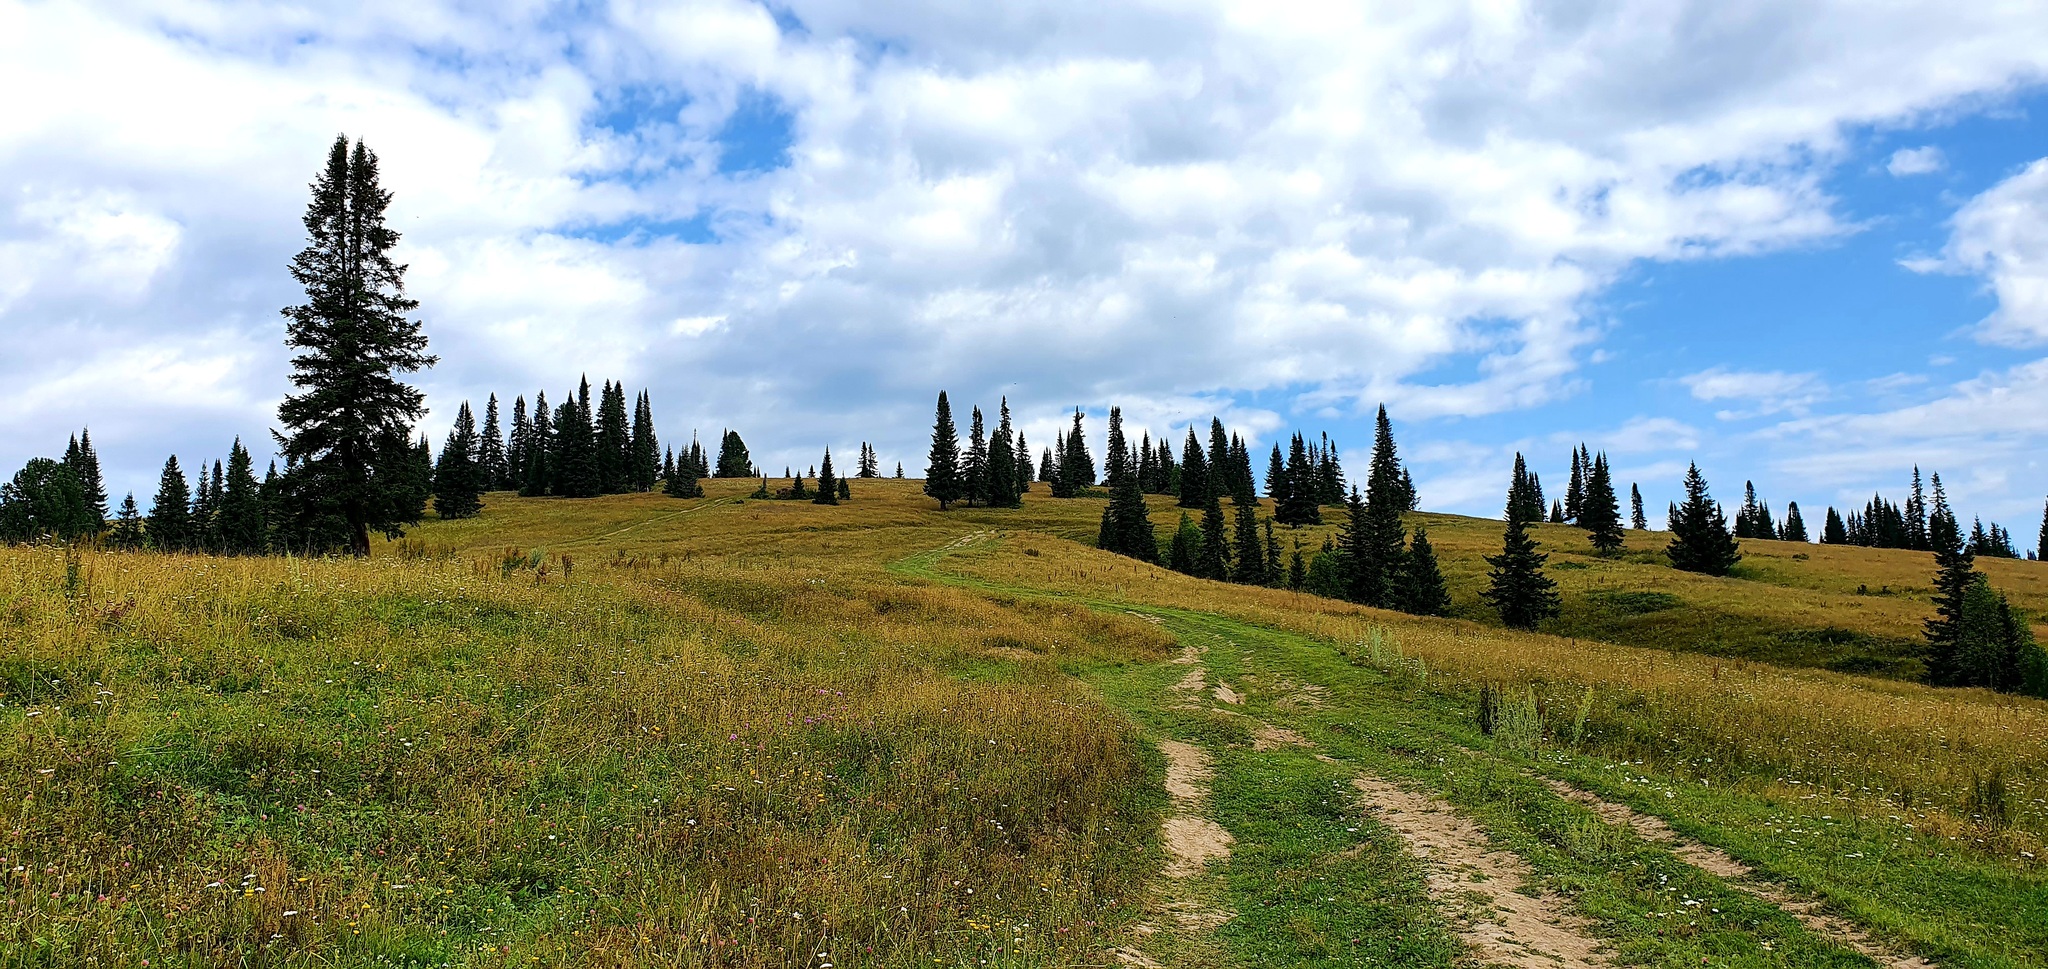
[3,478,2043,967]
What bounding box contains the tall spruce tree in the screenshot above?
[925,391,963,509]
[1278,433,1321,525]
[520,392,552,496]
[1398,527,1451,616]
[1167,512,1201,574]
[1666,463,1741,576]
[1197,496,1231,580]
[1352,405,1409,607]
[1096,407,1158,562]
[275,135,435,556]
[1229,497,1266,584]
[989,398,1019,507]
[147,456,193,551]
[1178,428,1210,509]
[964,406,990,506]
[630,391,660,491]
[434,401,484,519]
[1482,517,1561,630]
[553,394,600,498]
[1016,432,1034,493]
[1061,409,1096,491]
[1630,483,1647,530]
[479,394,507,491]
[1337,486,1374,604]
[815,450,839,505]
[1782,502,1809,543]
[1565,446,1585,522]
[508,395,531,491]
[1581,453,1624,553]
[1823,506,1848,544]
[1924,473,1976,685]
[715,430,752,478]
[63,429,107,530]
[218,439,267,553]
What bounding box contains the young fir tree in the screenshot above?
[147,456,193,551]
[1782,502,1809,543]
[478,394,507,491]
[1178,428,1210,509]
[1196,495,1231,580]
[1351,405,1409,608]
[1482,517,1561,630]
[1264,521,1283,586]
[814,449,839,505]
[1581,452,1624,553]
[1167,512,1201,574]
[1016,432,1034,493]
[895,462,905,479]
[716,430,753,478]
[434,401,485,519]
[1337,486,1373,604]
[218,439,267,554]
[1398,527,1451,616]
[964,406,990,506]
[1229,497,1267,584]
[110,493,145,549]
[924,391,964,509]
[275,135,435,556]
[1666,463,1741,576]
[1288,541,1307,590]
[1630,483,1647,530]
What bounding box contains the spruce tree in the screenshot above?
[434,401,484,519]
[1549,500,1565,524]
[479,394,507,491]
[1265,443,1287,504]
[1229,498,1266,584]
[520,392,552,497]
[1167,513,1201,574]
[553,396,600,498]
[1906,467,1929,551]
[1061,409,1096,491]
[110,493,145,549]
[896,462,905,479]
[218,439,267,553]
[989,399,1019,506]
[1338,487,1373,604]
[662,441,704,498]
[1197,496,1231,579]
[507,395,530,489]
[275,135,435,556]
[1630,483,1647,531]
[1288,542,1307,589]
[1178,428,1210,508]
[64,429,107,530]
[630,390,660,491]
[1096,407,1158,561]
[1823,507,1847,544]
[1782,502,1809,543]
[147,456,193,551]
[1015,432,1033,493]
[964,406,990,506]
[716,430,753,478]
[190,460,218,552]
[1352,406,1408,608]
[1398,527,1451,616]
[1278,433,1320,525]
[1482,517,1560,630]
[925,391,963,509]
[1565,446,1585,522]
[1924,474,1976,685]
[0,458,94,543]
[815,449,840,505]
[1581,453,1624,553]
[1666,463,1741,576]
[1264,520,1283,586]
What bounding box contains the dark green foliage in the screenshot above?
[1906,466,1929,551]
[1096,407,1157,562]
[1506,453,1545,524]
[814,450,840,505]
[925,391,963,509]
[1275,433,1321,526]
[551,393,600,498]
[858,443,880,478]
[1229,498,1266,584]
[1060,409,1096,493]
[1565,445,1585,522]
[1733,481,1772,539]
[1549,500,1564,524]
[62,429,107,529]
[715,429,753,478]
[1197,498,1230,580]
[1397,527,1450,616]
[1304,540,1347,599]
[1666,463,1740,576]
[1345,406,1409,608]
[0,458,94,543]
[964,406,990,506]
[663,440,705,498]
[1482,517,1560,630]
[433,401,485,519]
[478,394,507,491]
[988,399,1019,506]
[1337,487,1375,604]
[519,392,552,497]
[1939,574,2048,697]
[1630,483,1647,530]
[1167,513,1201,574]
[109,493,145,549]
[217,439,267,554]
[1287,542,1306,589]
[1781,502,1809,543]
[1177,428,1209,508]
[595,380,629,493]
[507,395,530,490]
[837,477,850,500]
[1925,474,1975,685]
[146,456,193,551]
[1580,452,1624,553]
[630,390,660,492]
[275,135,435,556]
[1016,432,1034,493]
[1823,506,1848,544]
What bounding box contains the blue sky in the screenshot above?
[3,1,2048,548]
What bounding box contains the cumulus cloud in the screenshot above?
[1916,157,2048,346]
[1886,145,1945,175]
[6,0,2048,497]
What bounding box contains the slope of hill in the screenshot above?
[2,479,2042,968]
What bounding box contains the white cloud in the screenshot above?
[1917,157,2048,346]
[1886,145,1945,176]
[5,0,2048,499]
[1680,367,1827,418]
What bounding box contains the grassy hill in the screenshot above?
[3,479,2043,967]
